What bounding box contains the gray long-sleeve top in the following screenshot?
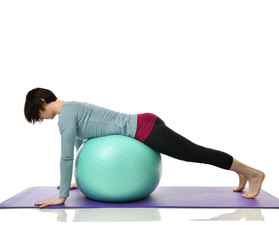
[58,101,138,197]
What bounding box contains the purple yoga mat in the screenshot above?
[1,186,279,209]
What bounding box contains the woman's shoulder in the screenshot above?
[63,101,86,107]
[58,101,82,125]
[58,101,93,122]
[61,101,89,112]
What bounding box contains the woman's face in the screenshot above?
[39,104,56,121]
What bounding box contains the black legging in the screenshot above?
[143,117,233,170]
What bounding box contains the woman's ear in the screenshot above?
[40,98,48,109]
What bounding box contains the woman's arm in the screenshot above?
[34,112,77,208]
[58,118,77,198]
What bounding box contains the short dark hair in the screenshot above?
[24,88,57,124]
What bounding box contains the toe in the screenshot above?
[241,193,249,198]
[242,193,256,199]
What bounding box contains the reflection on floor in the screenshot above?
[1,208,277,222]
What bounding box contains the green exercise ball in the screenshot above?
[74,135,162,202]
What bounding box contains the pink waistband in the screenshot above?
[135,113,157,142]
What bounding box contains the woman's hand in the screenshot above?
[35,183,77,208]
[34,197,67,208]
[57,183,78,189]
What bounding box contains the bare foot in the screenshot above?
[242,170,265,199]
[57,183,78,189]
[233,173,247,192]
[230,158,265,199]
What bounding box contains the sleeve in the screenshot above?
[58,117,77,198]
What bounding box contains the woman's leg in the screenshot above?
[144,117,234,170]
[144,117,265,198]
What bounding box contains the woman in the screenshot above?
[24,88,265,208]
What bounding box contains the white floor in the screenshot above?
[1,207,278,240]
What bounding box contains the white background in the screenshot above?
[0,0,278,238]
